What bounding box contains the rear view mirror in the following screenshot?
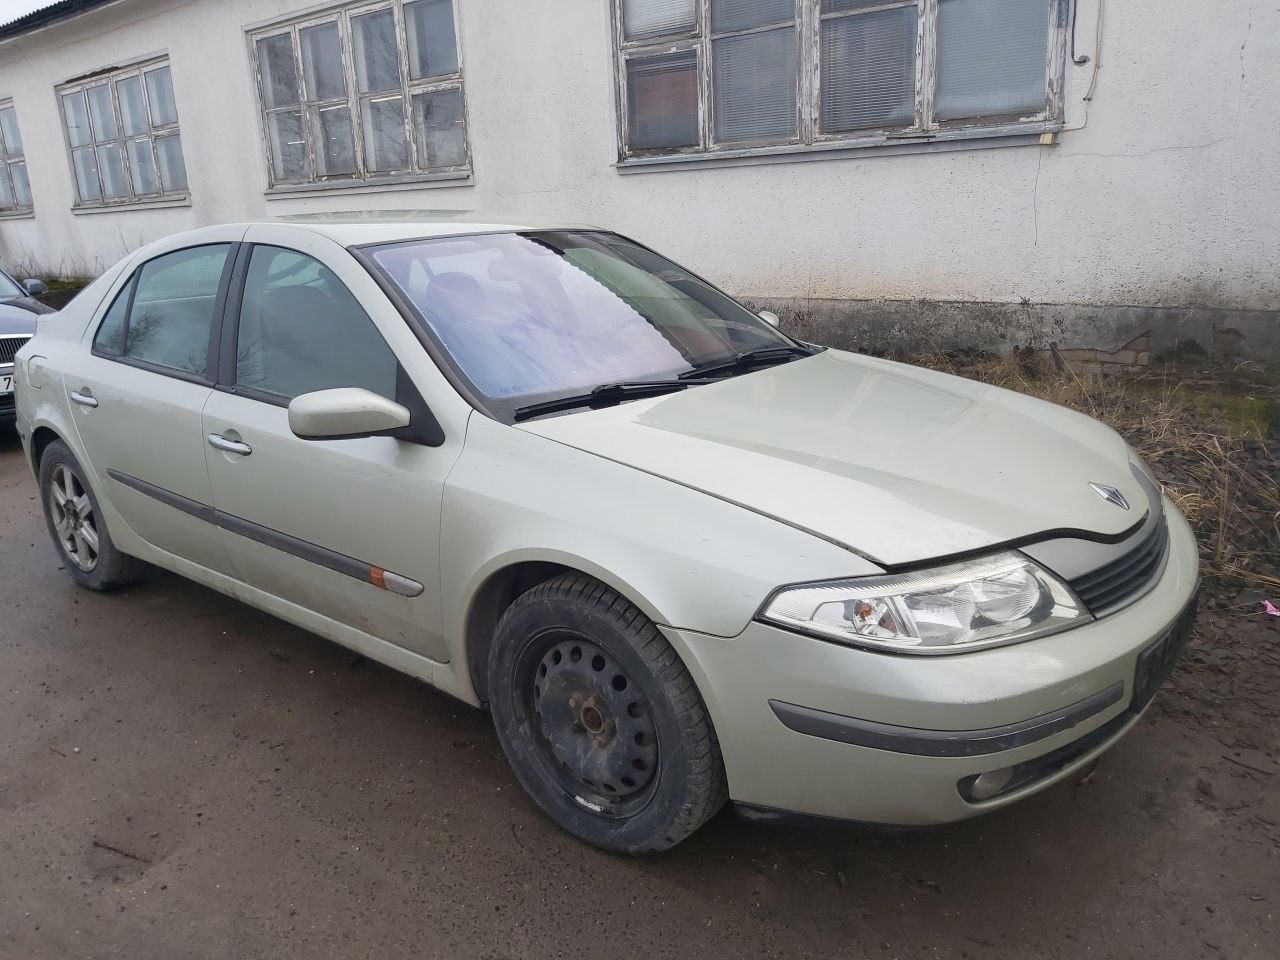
[758,310,780,328]
[288,388,411,441]
[23,278,48,296]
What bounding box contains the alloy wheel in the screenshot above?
[48,462,99,572]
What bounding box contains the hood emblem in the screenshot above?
[1089,482,1130,510]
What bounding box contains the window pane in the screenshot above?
[127,138,159,195]
[10,163,30,207]
[710,0,794,34]
[63,92,93,147]
[362,96,409,172]
[713,27,797,142]
[308,104,356,176]
[622,0,695,40]
[86,84,118,142]
[97,143,128,199]
[627,51,699,150]
[155,134,188,192]
[821,6,917,133]
[353,9,401,93]
[93,279,132,356]
[267,110,307,180]
[72,147,101,202]
[0,168,13,208]
[301,22,347,101]
[116,76,149,137]
[410,87,466,168]
[126,245,232,377]
[144,66,179,126]
[935,0,1050,121]
[405,0,458,79]
[236,245,397,401]
[822,0,896,11]
[0,107,22,156]
[258,34,301,108]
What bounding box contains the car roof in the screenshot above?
[259,210,605,247]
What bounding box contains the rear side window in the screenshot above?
[234,245,397,401]
[92,244,231,377]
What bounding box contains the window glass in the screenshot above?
[62,92,92,147]
[301,22,347,100]
[821,5,918,133]
[123,245,231,376]
[308,105,357,176]
[155,135,188,192]
[362,96,409,171]
[235,246,398,401]
[0,106,23,155]
[10,163,30,207]
[93,278,133,356]
[710,0,794,33]
[935,0,1050,121]
[712,27,797,142]
[405,0,458,78]
[267,111,307,180]
[623,0,695,40]
[97,143,128,199]
[627,51,699,150]
[353,9,402,92]
[116,76,149,137]
[258,34,301,108]
[127,138,159,195]
[144,66,179,126]
[0,168,13,208]
[86,84,118,142]
[410,88,466,167]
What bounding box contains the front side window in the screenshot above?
[249,0,469,188]
[365,231,797,410]
[93,245,231,377]
[0,100,33,215]
[234,245,398,400]
[615,0,1064,160]
[58,58,188,208]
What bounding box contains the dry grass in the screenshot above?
[918,353,1280,592]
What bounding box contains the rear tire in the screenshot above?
[488,574,727,854]
[38,440,146,591]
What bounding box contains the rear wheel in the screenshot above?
[38,440,146,590]
[488,574,727,853]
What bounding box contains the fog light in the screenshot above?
[964,766,1016,802]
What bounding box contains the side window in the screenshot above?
[94,245,230,377]
[235,245,398,401]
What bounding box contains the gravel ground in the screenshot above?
[1,422,1277,960]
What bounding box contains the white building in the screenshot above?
[0,0,1275,360]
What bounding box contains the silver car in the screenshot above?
[14,216,1200,853]
[1,267,51,426]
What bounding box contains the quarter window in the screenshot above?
[57,58,189,208]
[614,0,1065,160]
[248,0,469,188]
[234,246,398,401]
[93,245,231,378]
[0,100,32,215]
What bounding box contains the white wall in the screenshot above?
[0,0,1276,325]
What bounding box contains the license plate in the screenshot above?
[1132,592,1199,712]
[0,373,12,395]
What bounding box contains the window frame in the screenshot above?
[0,98,33,217]
[90,242,239,386]
[56,55,189,210]
[611,0,1069,163]
[246,0,471,193]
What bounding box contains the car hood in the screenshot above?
[520,349,1146,566]
[0,298,48,335]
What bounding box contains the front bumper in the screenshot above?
[663,500,1201,825]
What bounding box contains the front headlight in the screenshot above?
[759,552,1091,655]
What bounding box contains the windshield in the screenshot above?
[365,231,799,412]
[0,269,24,299]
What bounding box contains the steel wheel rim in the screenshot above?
[49,463,98,572]
[516,631,661,819]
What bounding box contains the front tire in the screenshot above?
[38,440,146,591]
[488,574,727,854]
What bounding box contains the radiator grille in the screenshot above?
[1068,518,1170,614]
[0,335,30,366]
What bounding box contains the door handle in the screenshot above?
[70,390,98,408]
[207,433,252,456]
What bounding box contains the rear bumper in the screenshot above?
[662,500,1201,825]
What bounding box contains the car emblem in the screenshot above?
[1089,482,1130,510]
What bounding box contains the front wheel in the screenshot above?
[488,574,727,854]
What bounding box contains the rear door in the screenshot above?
[61,234,241,574]
[200,225,459,661]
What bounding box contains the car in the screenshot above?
[13,215,1200,853]
[0,267,52,425]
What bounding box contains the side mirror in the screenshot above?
[758,310,780,328]
[288,387,411,441]
[23,278,48,296]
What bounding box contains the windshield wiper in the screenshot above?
[679,344,819,380]
[513,378,718,422]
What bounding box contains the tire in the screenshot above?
[38,439,146,591]
[488,573,727,854]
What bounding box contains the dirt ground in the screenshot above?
[1,414,1277,959]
